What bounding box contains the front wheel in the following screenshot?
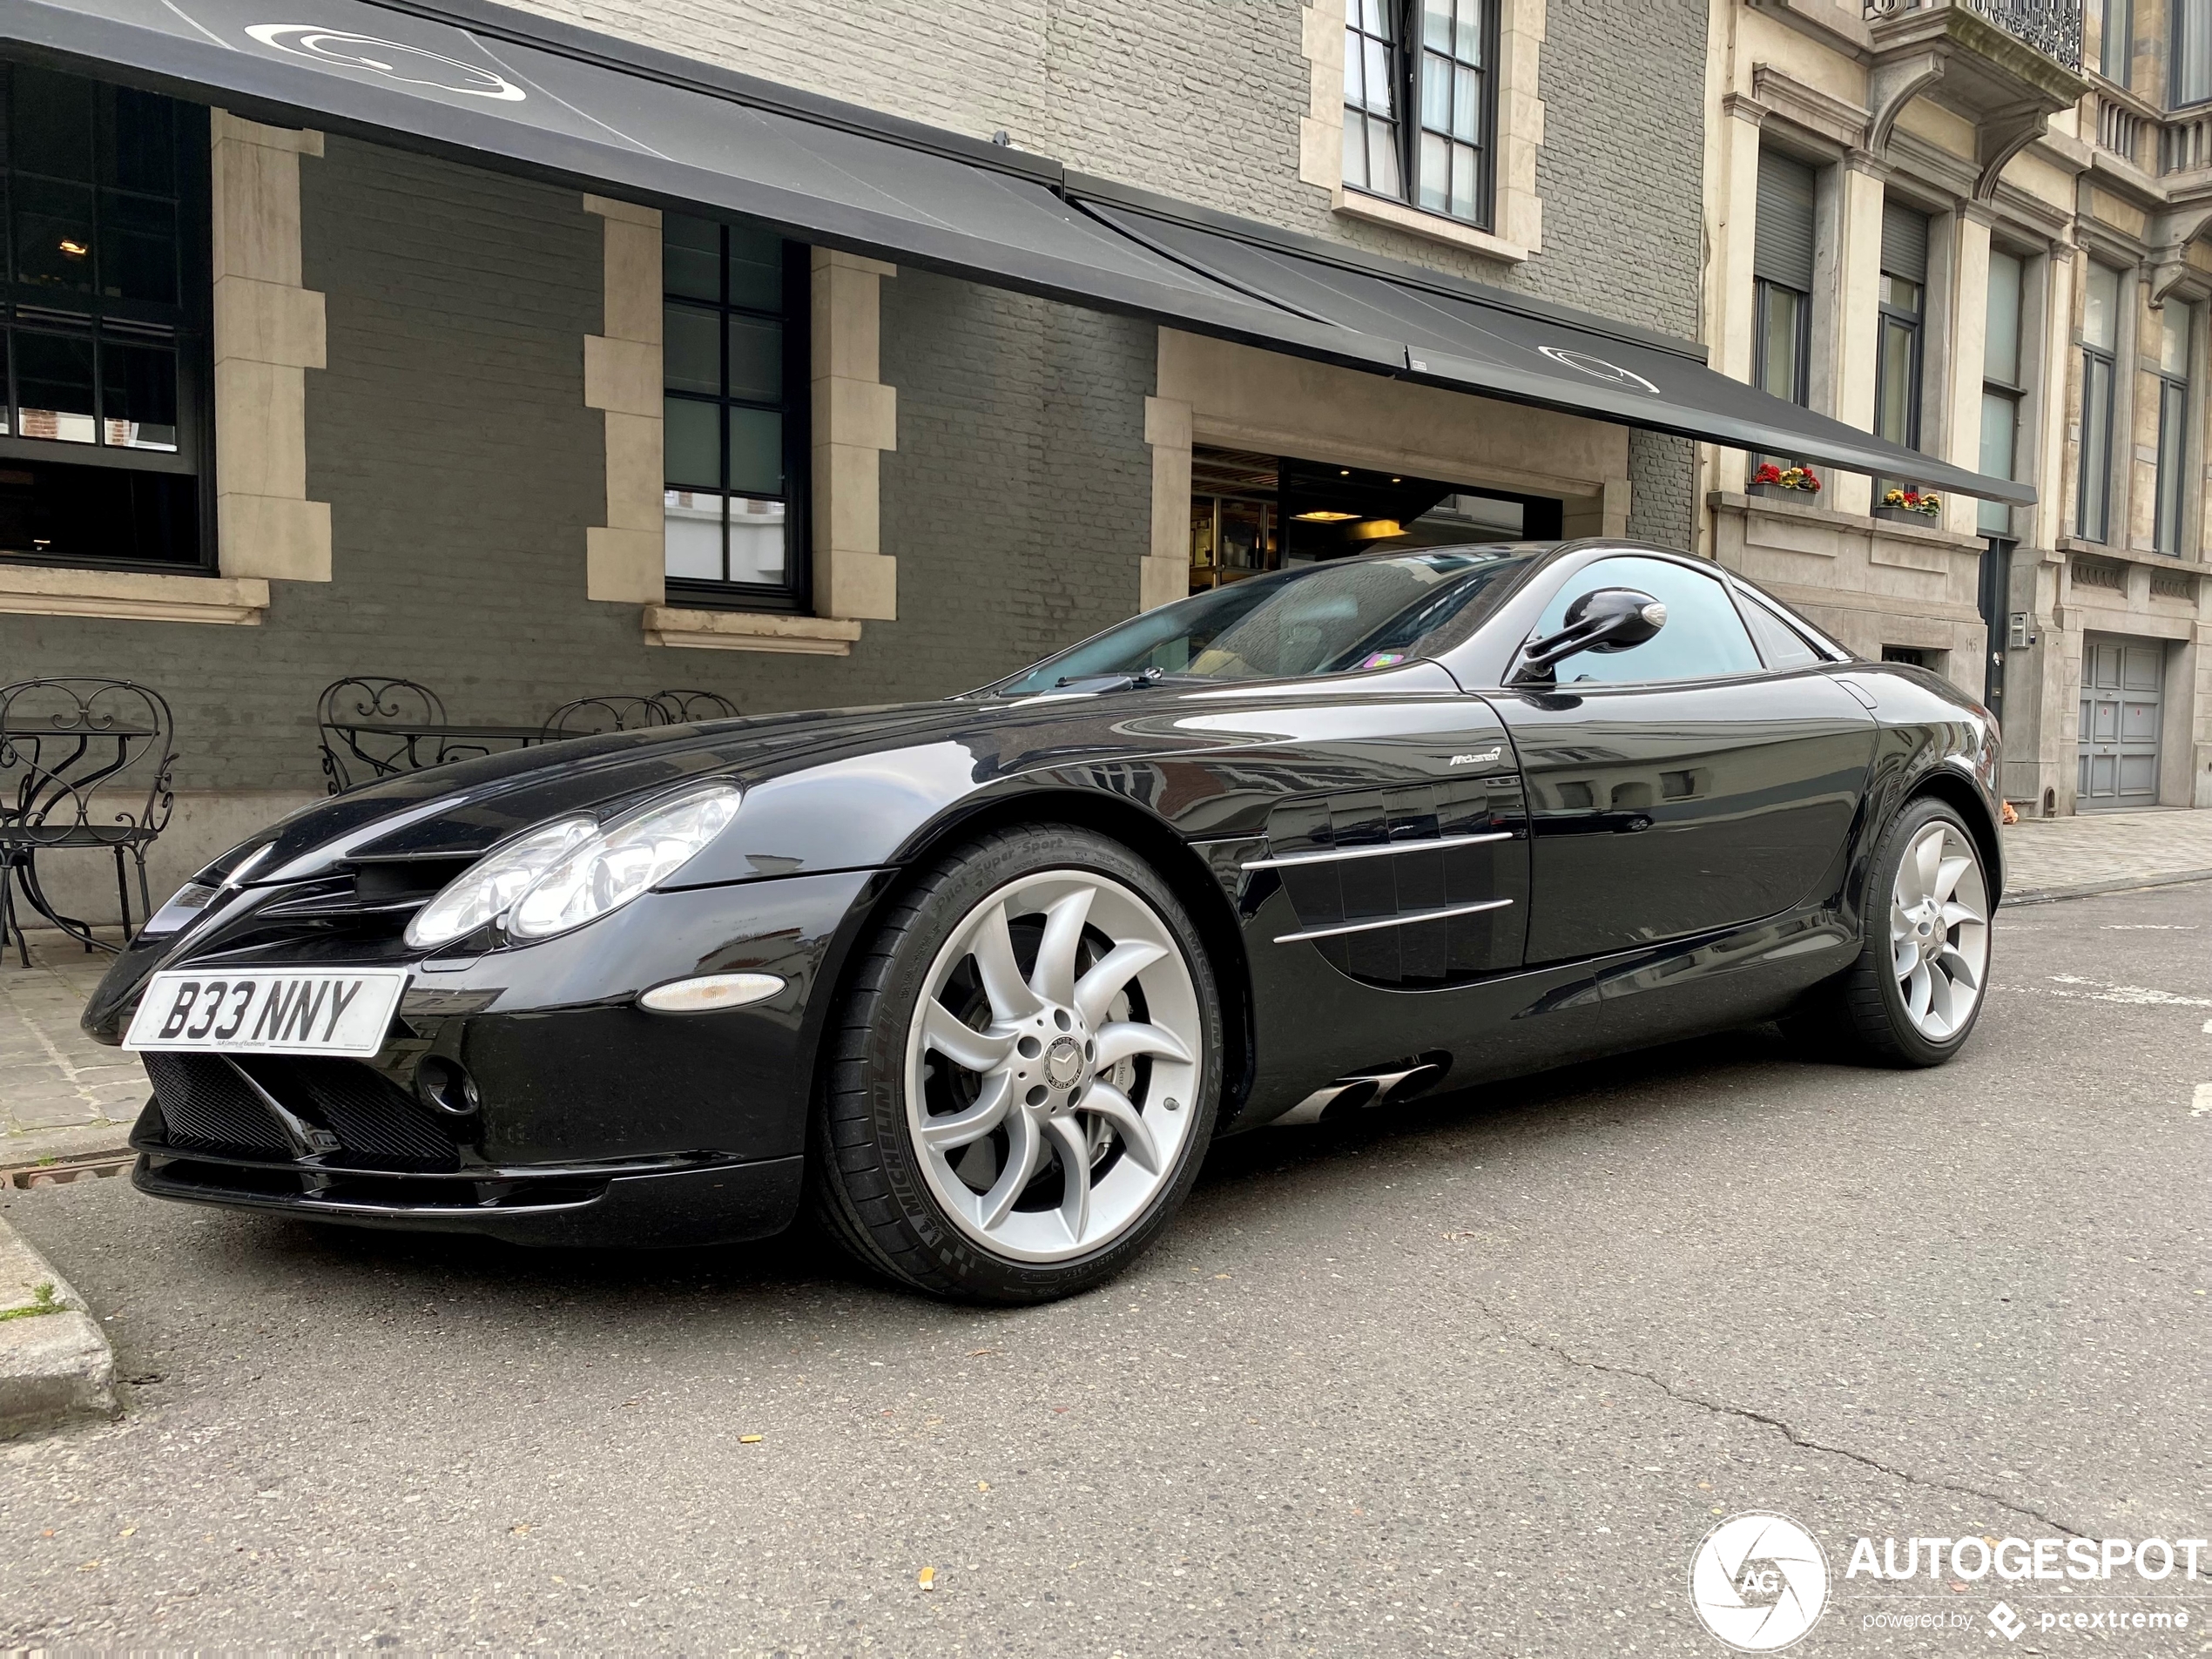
[1804,797,1993,1066]
[811,826,1222,1303]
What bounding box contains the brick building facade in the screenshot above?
[2,0,1723,922]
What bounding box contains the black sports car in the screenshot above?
[87,540,2000,1301]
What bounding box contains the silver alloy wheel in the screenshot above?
[904,869,1203,1264]
[1889,820,1990,1041]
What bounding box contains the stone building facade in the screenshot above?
[1699,0,2212,814]
[0,0,1713,921]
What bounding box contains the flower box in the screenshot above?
[1747,482,1814,502]
[1872,504,1940,525]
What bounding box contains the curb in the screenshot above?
[0,1211,114,1439]
[2001,867,2212,908]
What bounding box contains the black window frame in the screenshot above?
[0,61,213,575]
[1341,0,1501,233]
[661,217,812,614]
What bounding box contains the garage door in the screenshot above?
[2077,633,2164,809]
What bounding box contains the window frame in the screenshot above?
[1340,0,1501,233]
[2174,0,2212,107]
[1873,274,1925,457]
[660,219,813,614]
[2154,316,2191,554]
[2104,0,2135,86]
[0,64,213,575]
[2077,261,2122,544]
[1978,248,2030,538]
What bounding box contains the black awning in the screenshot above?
[4,0,1396,373]
[1077,189,2037,506]
[10,0,2032,506]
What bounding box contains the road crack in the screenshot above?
[1471,1298,2088,1539]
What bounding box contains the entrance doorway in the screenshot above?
[1186,447,1561,594]
[2077,632,2165,810]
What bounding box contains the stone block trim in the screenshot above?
[583,194,667,604]
[811,249,899,624]
[211,111,331,587]
[1143,395,1193,611]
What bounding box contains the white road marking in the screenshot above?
[2013,975,2212,1007]
[2103,923,2200,930]
[2194,1085,2212,1119]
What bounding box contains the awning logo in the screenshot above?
[1689,1512,1830,1651]
[1537,344,1661,395]
[243,26,527,101]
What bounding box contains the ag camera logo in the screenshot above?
[1689,1512,1830,1651]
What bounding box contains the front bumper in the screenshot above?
[105,867,890,1244]
[132,1120,805,1247]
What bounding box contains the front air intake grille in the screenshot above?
[141,1053,461,1170]
[142,1052,288,1155]
[246,1055,458,1163]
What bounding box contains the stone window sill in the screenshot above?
[0,564,269,625]
[2054,535,2212,573]
[1334,189,1530,264]
[1708,490,1986,551]
[644,605,864,656]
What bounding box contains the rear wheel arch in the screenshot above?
[1898,764,2002,907]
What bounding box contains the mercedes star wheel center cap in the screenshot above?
[1045,1035,1085,1089]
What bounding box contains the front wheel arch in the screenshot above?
[862,788,1255,1125]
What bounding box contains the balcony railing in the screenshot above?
[1864,0,2084,72]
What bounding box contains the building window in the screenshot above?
[1751,149,1816,476]
[2078,261,2121,543]
[1342,0,1499,229]
[2154,300,2194,554]
[2175,0,2212,105]
[1873,204,1928,487]
[1979,248,2027,538]
[662,213,809,610]
[0,65,208,570]
[2102,0,2134,85]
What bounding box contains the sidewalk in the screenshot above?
[2000,806,2212,904]
[0,807,2206,1170]
[1,933,144,1171]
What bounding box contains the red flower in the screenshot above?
[1753,462,1784,485]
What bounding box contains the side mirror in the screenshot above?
[1511,587,1667,684]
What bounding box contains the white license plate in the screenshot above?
[124,968,410,1058]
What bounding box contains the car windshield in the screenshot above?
[988,547,1542,695]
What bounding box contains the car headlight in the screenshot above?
[508,784,743,941]
[403,816,599,949]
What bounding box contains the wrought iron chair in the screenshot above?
[0,678,176,962]
[317,678,479,793]
[540,694,668,740]
[651,689,741,725]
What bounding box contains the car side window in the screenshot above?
[1734,590,1824,671]
[1531,556,1765,685]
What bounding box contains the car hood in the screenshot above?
[226,699,983,884]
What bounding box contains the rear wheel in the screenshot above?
[812,826,1221,1303]
[1798,797,1993,1066]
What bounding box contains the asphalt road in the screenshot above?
[3,881,2210,1656]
